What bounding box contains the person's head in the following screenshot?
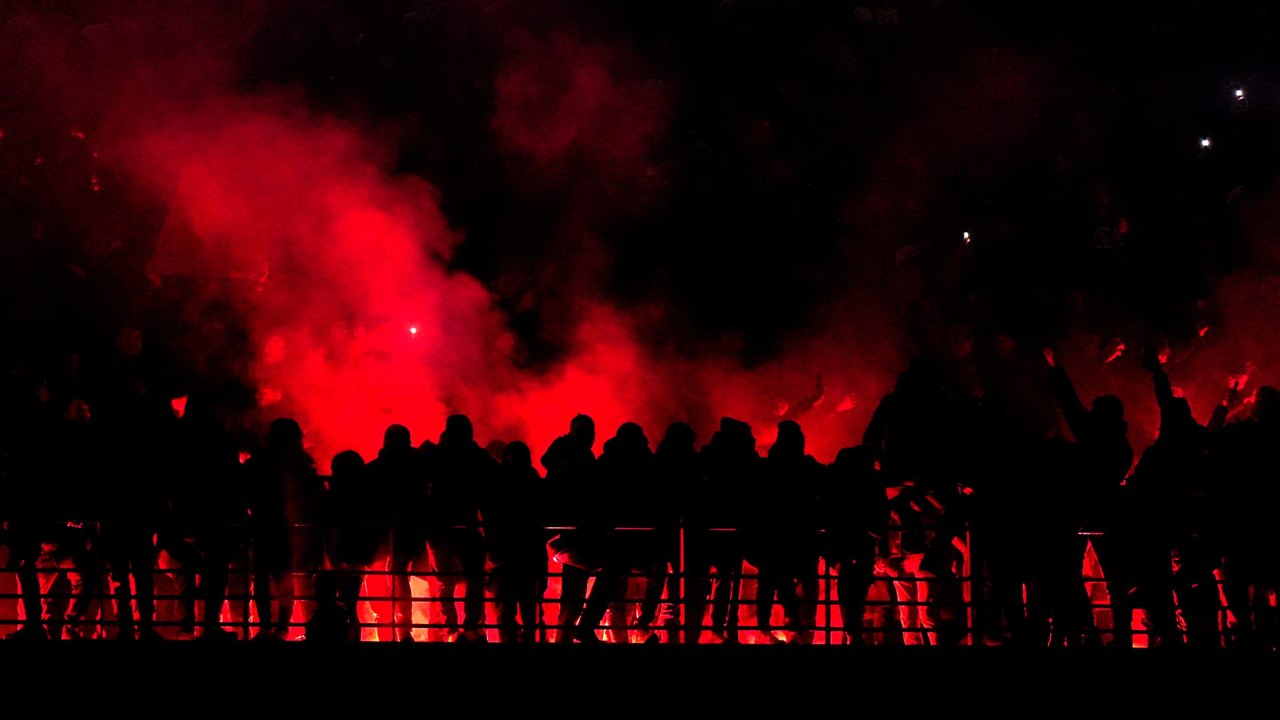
[569,413,595,447]
[1254,386,1280,426]
[614,421,648,448]
[502,440,532,469]
[485,438,508,463]
[770,420,805,459]
[442,414,474,446]
[833,445,875,475]
[1090,394,1125,430]
[331,449,365,477]
[660,421,696,452]
[267,417,304,451]
[383,423,411,450]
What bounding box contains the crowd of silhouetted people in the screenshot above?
[3,323,1280,649]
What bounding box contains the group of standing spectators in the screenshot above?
[3,323,1280,650]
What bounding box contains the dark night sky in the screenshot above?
[236,0,1280,359]
[5,1,1280,459]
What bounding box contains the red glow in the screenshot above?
[1104,342,1126,364]
[835,394,857,412]
[171,395,188,418]
[70,129,86,140]
[1198,325,1209,337]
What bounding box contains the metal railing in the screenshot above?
[0,521,1256,648]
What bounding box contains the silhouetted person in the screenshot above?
[161,392,245,640]
[864,359,972,645]
[685,417,756,643]
[484,441,547,643]
[30,396,103,640]
[325,449,383,641]
[1043,347,1133,647]
[93,324,173,641]
[425,414,496,642]
[1116,348,1217,647]
[2,348,56,641]
[968,400,1060,648]
[245,417,323,641]
[580,422,655,643]
[1213,384,1280,650]
[635,421,697,643]
[368,423,427,642]
[748,420,822,644]
[821,446,889,645]
[542,414,598,643]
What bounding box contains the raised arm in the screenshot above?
[1207,380,1241,433]
[1142,346,1176,414]
[1044,348,1089,439]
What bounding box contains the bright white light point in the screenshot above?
[1236,88,1245,98]
[409,326,418,335]
[963,231,971,243]
[1200,137,1212,148]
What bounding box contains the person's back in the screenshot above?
[367,424,425,540]
[424,414,496,642]
[593,423,660,641]
[486,441,547,642]
[1212,385,1280,648]
[751,421,822,643]
[540,414,599,642]
[822,446,887,644]
[245,418,321,641]
[427,416,496,534]
[367,424,426,642]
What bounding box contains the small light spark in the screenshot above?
[1200,137,1212,149]
[409,326,418,336]
[962,231,971,244]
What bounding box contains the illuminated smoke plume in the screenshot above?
[7,2,1279,468]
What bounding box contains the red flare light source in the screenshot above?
[70,129,86,140]
[835,394,856,412]
[170,395,188,418]
[1199,325,1210,338]
[409,325,418,336]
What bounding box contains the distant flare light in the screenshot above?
[1200,137,1212,149]
[409,325,419,336]
[1235,88,1246,100]
[962,231,972,244]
